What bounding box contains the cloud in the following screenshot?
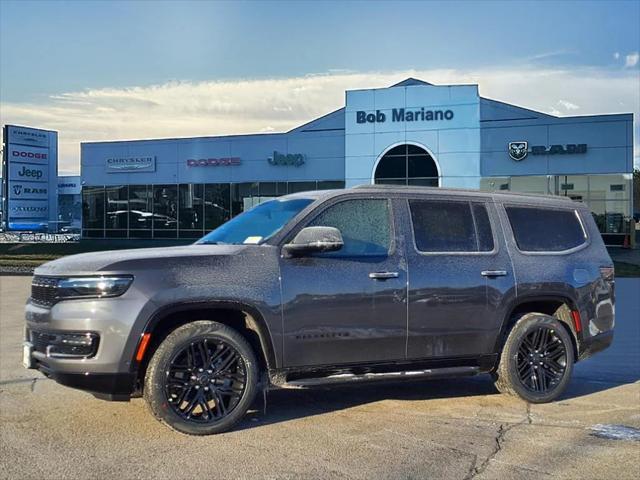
[557,100,580,111]
[625,52,639,68]
[1,66,639,173]
[614,52,621,60]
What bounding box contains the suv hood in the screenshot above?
[35,244,249,276]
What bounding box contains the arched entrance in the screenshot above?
[373,143,440,186]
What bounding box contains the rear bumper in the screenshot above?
[578,330,614,361]
[34,358,135,401]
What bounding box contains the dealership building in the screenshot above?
[80,78,634,242]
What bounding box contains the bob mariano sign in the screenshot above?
[356,108,455,124]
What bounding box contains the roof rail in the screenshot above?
[349,184,575,202]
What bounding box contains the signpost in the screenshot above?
[2,125,58,231]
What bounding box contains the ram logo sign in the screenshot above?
[508,142,528,161]
[508,142,588,162]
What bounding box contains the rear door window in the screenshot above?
[409,199,494,252]
[505,206,586,252]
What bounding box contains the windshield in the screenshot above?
[197,198,314,245]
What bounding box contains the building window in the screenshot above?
[288,181,317,194]
[128,184,153,238]
[179,184,204,238]
[204,184,231,232]
[81,180,344,239]
[153,185,178,238]
[105,185,128,237]
[82,186,105,235]
[374,144,438,186]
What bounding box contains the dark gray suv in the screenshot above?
[24,186,615,435]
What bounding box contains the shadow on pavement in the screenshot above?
[238,375,500,430]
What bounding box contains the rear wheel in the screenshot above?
[144,320,258,435]
[494,313,574,403]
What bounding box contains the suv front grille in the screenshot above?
[31,276,59,307]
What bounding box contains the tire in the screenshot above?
[144,320,259,435]
[493,313,574,403]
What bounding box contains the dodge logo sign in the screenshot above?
[508,141,528,161]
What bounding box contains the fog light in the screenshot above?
[42,332,99,358]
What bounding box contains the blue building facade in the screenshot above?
[81,78,634,241]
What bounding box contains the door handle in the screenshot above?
[481,270,508,277]
[369,271,399,280]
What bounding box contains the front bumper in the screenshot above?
[24,295,149,400]
[35,358,135,401]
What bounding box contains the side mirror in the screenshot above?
[283,226,344,257]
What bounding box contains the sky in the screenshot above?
[0,0,639,174]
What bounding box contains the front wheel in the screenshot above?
[493,313,574,403]
[144,320,259,435]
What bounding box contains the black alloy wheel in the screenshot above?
[515,326,567,393]
[144,320,258,435]
[165,338,247,422]
[493,313,574,403]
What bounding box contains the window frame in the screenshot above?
[407,197,498,256]
[502,203,590,256]
[279,195,396,258]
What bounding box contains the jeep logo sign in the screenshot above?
[268,151,305,167]
[18,165,44,179]
[9,163,48,183]
[356,108,454,124]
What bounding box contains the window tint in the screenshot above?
[505,206,586,252]
[308,199,391,256]
[472,203,495,252]
[410,200,477,252]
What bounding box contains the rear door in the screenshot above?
[401,195,515,359]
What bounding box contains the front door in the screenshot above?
[401,196,515,359]
[280,197,407,367]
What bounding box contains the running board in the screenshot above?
[281,366,481,388]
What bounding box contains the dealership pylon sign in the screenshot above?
[2,125,58,231]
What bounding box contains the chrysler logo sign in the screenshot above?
[508,142,587,161]
[106,156,155,172]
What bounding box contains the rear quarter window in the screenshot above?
[505,205,587,252]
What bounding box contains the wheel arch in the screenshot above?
[132,301,277,387]
[495,295,580,359]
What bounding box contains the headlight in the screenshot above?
[56,276,133,300]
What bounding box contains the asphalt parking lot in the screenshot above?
[1,275,639,480]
